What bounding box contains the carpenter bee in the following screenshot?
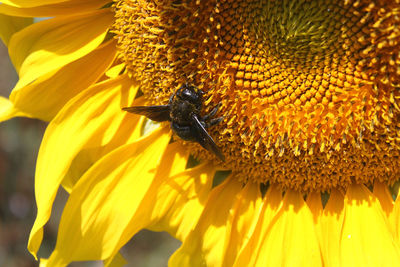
[122,84,225,162]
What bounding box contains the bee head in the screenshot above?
[177,84,203,107]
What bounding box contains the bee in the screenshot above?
[122,84,225,161]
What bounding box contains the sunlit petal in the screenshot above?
[146,159,214,241]
[374,181,395,234]
[0,96,31,122]
[46,127,170,265]
[233,185,281,266]
[392,190,400,242]
[8,9,113,89]
[103,252,127,267]
[105,145,216,265]
[308,190,345,267]
[222,182,263,267]
[320,190,344,267]
[340,184,400,266]
[169,177,243,267]
[10,39,117,121]
[0,1,109,17]
[28,75,139,259]
[2,0,90,8]
[235,188,322,267]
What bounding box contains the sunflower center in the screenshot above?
[249,1,341,67]
[113,0,400,192]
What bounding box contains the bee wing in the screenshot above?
[122,105,170,122]
[192,114,225,162]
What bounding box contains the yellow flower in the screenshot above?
[1,0,400,266]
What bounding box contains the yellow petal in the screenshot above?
[235,188,322,267]
[39,258,48,267]
[374,182,395,216]
[392,190,400,242]
[0,1,109,17]
[320,189,344,267]
[28,75,139,259]
[0,14,32,45]
[105,144,214,265]
[0,96,31,122]
[169,177,243,267]
[306,192,324,260]
[10,39,117,121]
[46,126,170,265]
[105,63,126,79]
[340,184,400,266]
[145,149,212,240]
[233,185,283,267]
[308,190,344,267]
[373,181,395,235]
[103,252,127,267]
[39,253,127,267]
[222,182,263,267]
[63,95,148,192]
[8,9,113,89]
[2,0,85,7]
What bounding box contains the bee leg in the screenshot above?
[202,103,221,121]
[168,90,177,105]
[205,116,224,128]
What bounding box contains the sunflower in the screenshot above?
[1,0,400,266]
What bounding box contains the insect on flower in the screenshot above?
[123,84,225,162]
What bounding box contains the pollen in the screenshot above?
[112,0,400,192]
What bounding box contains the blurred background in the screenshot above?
[0,40,180,266]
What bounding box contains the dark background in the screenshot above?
[0,41,180,267]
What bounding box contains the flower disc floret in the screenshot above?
[113,0,400,192]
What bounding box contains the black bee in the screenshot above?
[122,84,225,161]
